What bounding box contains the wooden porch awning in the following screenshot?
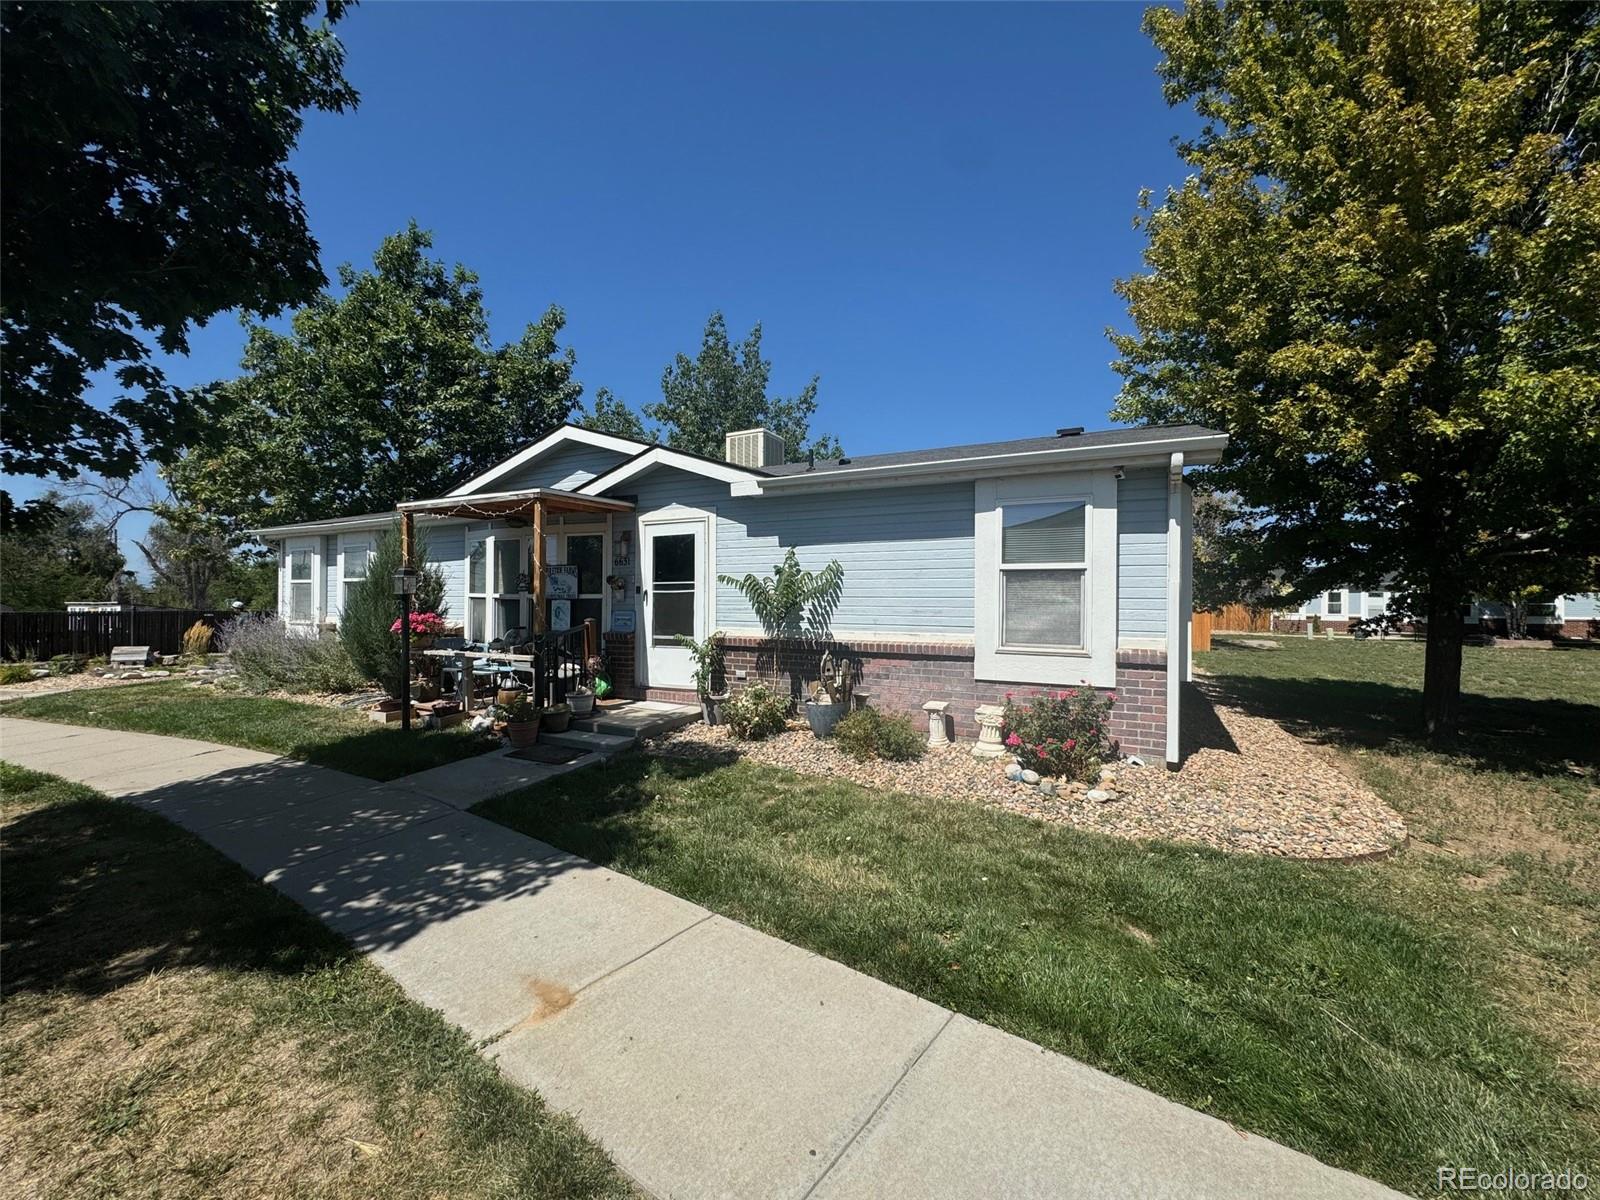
[395,486,634,522]
[395,487,634,633]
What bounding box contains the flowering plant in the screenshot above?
[390,611,446,637]
[1000,688,1117,782]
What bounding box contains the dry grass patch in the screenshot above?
[0,764,633,1200]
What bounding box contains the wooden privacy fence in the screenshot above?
[1209,603,1275,633]
[1192,610,1214,652]
[0,609,218,662]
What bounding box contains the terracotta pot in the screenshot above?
[505,718,540,748]
[496,686,528,709]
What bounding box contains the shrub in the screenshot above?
[0,662,34,685]
[341,525,447,699]
[181,620,214,659]
[833,707,925,762]
[723,681,789,741]
[47,654,86,676]
[1001,688,1117,782]
[220,615,365,694]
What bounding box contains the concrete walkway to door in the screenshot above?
[0,717,1401,1200]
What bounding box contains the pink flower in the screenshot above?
[1066,689,1078,698]
[1066,738,1077,750]
[1005,733,1021,747]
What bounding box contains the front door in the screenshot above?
[642,520,704,688]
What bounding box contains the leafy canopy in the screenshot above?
[1112,1,1600,613]
[167,224,585,529]
[645,313,841,463]
[0,1,357,487]
[0,492,126,610]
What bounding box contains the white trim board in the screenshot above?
[581,446,765,494]
[449,425,651,497]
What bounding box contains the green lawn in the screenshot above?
[478,739,1599,1196]
[0,680,494,780]
[0,764,630,1200]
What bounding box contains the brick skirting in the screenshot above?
[607,632,1169,760]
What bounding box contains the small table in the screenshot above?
[420,648,536,713]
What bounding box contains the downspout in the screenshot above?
[1165,452,1184,767]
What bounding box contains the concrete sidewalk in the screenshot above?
[0,717,1401,1200]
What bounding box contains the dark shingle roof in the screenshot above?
[760,423,1223,476]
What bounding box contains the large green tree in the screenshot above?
[169,224,585,528]
[645,313,840,463]
[0,1,357,491]
[0,492,127,610]
[1112,0,1600,737]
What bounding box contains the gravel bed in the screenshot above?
[0,672,175,700]
[650,693,1406,861]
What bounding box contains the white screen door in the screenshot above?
[642,520,704,687]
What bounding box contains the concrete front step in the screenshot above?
[539,729,637,759]
[570,701,700,741]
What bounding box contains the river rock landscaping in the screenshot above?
[652,687,1406,860]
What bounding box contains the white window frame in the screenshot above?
[996,499,1090,652]
[491,533,532,641]
[975,470,1117,687]
[282,536,322,629]
[465,534,490,642]
[1324,590,1346,617]
[337,532,376,619]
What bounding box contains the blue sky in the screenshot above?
[9,1,1197,564]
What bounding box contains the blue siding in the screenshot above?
[1567,593,1598,620]
[1117,469,1167,638]
[420,523,466,623]
[620,467,976,636]
[491,443,632,493]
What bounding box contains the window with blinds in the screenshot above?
[999,501,1086,649]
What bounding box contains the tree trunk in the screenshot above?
[1422,591,1464,742]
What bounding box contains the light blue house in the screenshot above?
[256,422,1228,763]
[1281,589,1597,637]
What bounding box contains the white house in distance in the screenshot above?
[254,422,1227,765]
[1279,589,1598,638]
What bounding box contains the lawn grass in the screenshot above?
[477,745,1599,1197]
[1199,635,1600,1101]
[0,680,493,780]
[0,763,632,1200]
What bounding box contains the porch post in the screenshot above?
[400,510,415,569]
[531,498,547,634]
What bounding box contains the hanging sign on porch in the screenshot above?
[611,608,636,634]
[550,599,572,631]
[545,564,579,599]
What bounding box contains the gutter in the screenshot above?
[728,432,1228,496]
[1165,451,1185,767]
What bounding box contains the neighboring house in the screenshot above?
[1277,589,1598,638]
[254,422,1228,764]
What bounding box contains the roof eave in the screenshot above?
[729,433,1229,495]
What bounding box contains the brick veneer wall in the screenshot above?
[1561,619,1600,639]
[691,634,1170,760]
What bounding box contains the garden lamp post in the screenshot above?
[392,566,418,732]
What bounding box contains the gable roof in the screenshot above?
[448,424,651,496]
[578,443,770,494]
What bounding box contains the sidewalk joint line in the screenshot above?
[574,911,716,998]
[800,1010,956,1200]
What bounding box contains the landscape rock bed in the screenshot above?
[651,694,1406,861]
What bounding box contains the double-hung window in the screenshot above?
[493,538,530,639]
[999,501,1086,650]
[1325,591,1343,616]
[339,536,372,615]
[288,547,315,623]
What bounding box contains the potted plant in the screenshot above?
[804,648,852,737]
[392,610,446,651]
[569,685,596,717]
[542,701,572,734]
[497,690,540,748]
[674,632,729,724]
